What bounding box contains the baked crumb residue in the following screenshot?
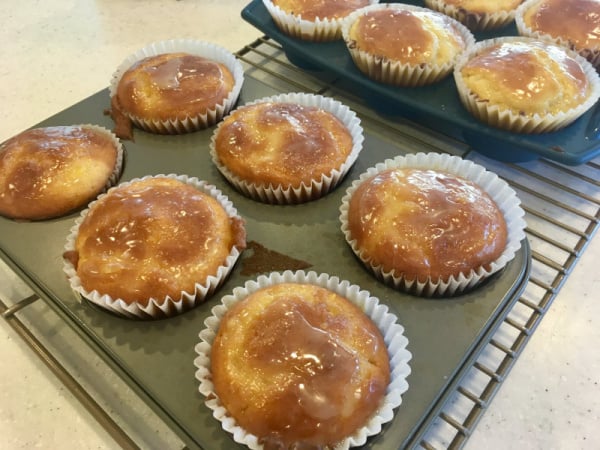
[240,240,312,276]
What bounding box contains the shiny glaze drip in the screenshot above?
[0,126,112,203]
[463,41,589,112]
[348,169,507,280]
[75,179,235,303]
[354,9,434,63]
[527,0,600,49]
[215,102,352,186]
[273,0,370,20]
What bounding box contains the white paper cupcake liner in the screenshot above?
[424,0,518,31]
[339,152,527,297]
[453,36,600,134]
[263,0,380,42]
[194,270,412,450]
[210,92,364,204]
[109,39,244,134]
[62,174,244,319]
[515,0,600,71]
[341,4,475,87]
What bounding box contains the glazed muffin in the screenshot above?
[109,39,244,137]
[424,0,524,31]
[342,3,475,86]
[211,93,363,204]
[454,37,600,133]
[196,270,412,449]
[263,0,378,42]
[516,0,600,71]
[0,125,122,220]
[63,175,246,319]
[340,153,526,297]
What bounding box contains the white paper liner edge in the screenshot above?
[424,0,517,31]
[193,270,412,450]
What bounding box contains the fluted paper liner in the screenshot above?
[515,0,600,71]
[109,39,244,134]
[262,0,380,42]
[341,3,475,86]
[339,152,527,297]
[62,174,244,319]
[453,36,600,134]
[210,92,364,204]
[194,270,412,450]
[424,0,518,31]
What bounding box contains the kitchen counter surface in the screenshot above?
[1,1,598,449]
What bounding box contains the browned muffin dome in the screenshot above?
[347,168,508,282]
[0,125,120,220]
[68,177,246,305]
[516,0,600,70]
[210,282,390,449]
[213,101,354,200]
[114,52,235,123]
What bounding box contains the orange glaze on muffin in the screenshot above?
[211,282,390,449]
[272,0,371,20]
[348,8,469,66]
[521,0,600,51]
[0,126,119,220]
[69,177,246,305]
[347,168,507,282]
[460,40,590,116]
[214,102,353,188]
[115,52,234,122]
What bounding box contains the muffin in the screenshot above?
[516,0,600,71]
[263,0,378,42]
[63,175,246,319]
[340,152,527,297]
[195,270,412,450]
[211,92,363,204]
[342,3,475,86]
[109,39,244,137]
[454,37,600,133]
[424,0,525,31]
[0,125,123,220]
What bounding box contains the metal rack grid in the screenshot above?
[0,35,598,450]
[235,36,600,449]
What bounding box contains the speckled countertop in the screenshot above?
[1,1,599,449]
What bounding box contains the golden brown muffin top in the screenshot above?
[70,177,246,305]
[211,282,390,449]
[522,0,600,50]
[115,52,234,122]
[347,168,507,282]
[272,0,371,20]
[348,8,468,65]
[0,126,118,220]
[460,40,590,116]
[214,102,353,188]
[439,0,523,14]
